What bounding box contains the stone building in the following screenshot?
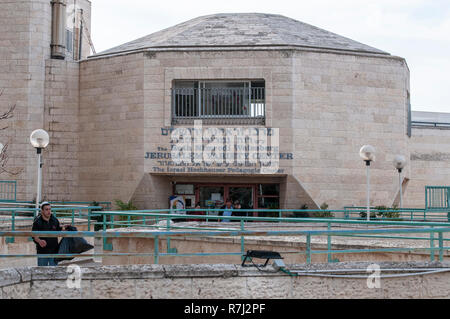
[0,2,449,211]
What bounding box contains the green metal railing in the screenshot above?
[3,207,450,265]
[1,223,450,264]
[0,181,16,202]
[89,208,450,263]
[425,186,450,210]
[0,205,103,243]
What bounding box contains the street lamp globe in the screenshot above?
[359,145,376,163]
[30,129,49,150]
[393,155,406,172]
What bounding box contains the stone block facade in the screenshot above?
[0,5,448,211]
[1,262,450,299]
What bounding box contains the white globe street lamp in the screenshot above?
[360,145,376,221]
[30,129,49,210]
[393,155,407,208]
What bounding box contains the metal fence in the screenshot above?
[2,213,450,264]
[172,87,265,125]
[3,207,450,265]
[0,181,16,202]
[425,186,450,210]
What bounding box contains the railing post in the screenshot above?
[439,232,444,262]
[306,234,311,264]
[154,235,159,264]
[102,213,107,249]
[327,222,332,263]
[240,219,245,261]
[430,227,435,261]
[71,209,75,225]
[87,208,91,231]
[6,210,15,243]
[166,213,171,253]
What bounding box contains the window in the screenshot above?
[172,80,265,125]
[257,184,280,209]
[66,29,73,53]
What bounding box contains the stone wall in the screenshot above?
[79,48,411,210]
[0,0,90,202]
[0,0,52,201]
[43,59,80,201]
[1,261,450,298]
[292,51,410,209]
[78,54,145,204]
[405,127,450,208]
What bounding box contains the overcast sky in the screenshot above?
[89,0,450,113]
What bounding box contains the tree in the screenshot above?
[0,89,22,175]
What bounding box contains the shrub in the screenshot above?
[375,205,401,220]
[314,202,334,218]
[293,204,310,218]
[113,199,139,226]
[359,205,402,221]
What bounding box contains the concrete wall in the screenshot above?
[1,261,450,298]
[102,234,446,266]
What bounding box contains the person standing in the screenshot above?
[221,199,234,222]
[32,202,68,266]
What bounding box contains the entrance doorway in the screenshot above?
[173,183,280,216]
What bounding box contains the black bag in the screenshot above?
[55,225,94,264]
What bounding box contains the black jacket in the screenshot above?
[32,214,62,254]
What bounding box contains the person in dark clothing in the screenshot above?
[32,202,68,266]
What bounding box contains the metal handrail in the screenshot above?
[1,225,449,264]
[3,207,450,265]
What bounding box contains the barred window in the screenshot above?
[172,80,265,125]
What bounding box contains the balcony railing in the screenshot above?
[171,87,265,125]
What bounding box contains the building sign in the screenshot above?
[146,123,293,175]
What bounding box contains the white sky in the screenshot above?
[90,0,450,113]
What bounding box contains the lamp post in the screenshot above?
[359,145,376,221]
[393,155,406,208]
[30,129,49,210]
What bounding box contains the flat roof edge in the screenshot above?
[87,44,395,62]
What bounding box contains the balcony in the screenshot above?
[171,83,265,125]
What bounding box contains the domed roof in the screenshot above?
[93,13,389,57]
